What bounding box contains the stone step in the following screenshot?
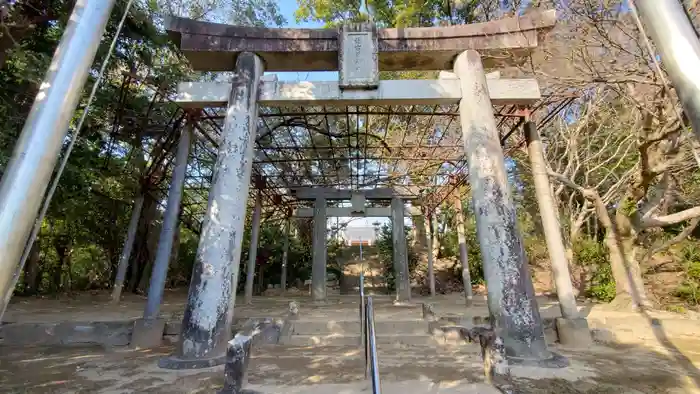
[290,319,429,336]
[283,333,481,348]
[245,381,499,394]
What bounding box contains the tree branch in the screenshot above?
[642,206,700,228]
[642,217,700,264]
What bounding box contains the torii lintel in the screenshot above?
[165,10,556,73]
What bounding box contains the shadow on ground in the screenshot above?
[0,338,699,393]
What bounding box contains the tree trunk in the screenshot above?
[258,262,265,294]
[53,242,69,293]
[23,242,41,295]
[592,196,650,310]
[431,215,441,258]
[129,192,158,293]
[52,264,62,294]
[167,225,181,288]
[609,213,650,310]
[137,222,160,293]
[63,249,73,292]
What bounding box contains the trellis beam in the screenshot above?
[290,186,422,200]
[293,206,420,218]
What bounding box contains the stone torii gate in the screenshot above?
[290,186,422,303]
[153,10,588,369]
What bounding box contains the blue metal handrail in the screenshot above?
[359,258,381,393]
[365,296,381,393]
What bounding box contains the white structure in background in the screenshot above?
[342,226,377,246]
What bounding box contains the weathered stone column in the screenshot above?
[525,121,591,346]
[133,124,192,348]
[454,196,473,306]
[111,193,144,304]
[161,52,263,369]
[311,197,327,302]
[391,197,410,302]
[454,50,552,363]
[280,213,290,292]
[244,185,263,304]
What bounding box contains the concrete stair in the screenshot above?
[283,318,475,348]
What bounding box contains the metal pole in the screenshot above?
[311,197,327,302]
[244,189,263,304]
[0,0,117,318]
[280,215,290,292]
[360,237,363,260]
[454,50,550,361]
[111,194,145,303]
[162,52,263,369]
[143,125,192,320]
[454,196,473,306]
[633,0,700,140]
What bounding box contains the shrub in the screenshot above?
[574,237,615,302]
[675,244,700,305]
[376,223,417,292]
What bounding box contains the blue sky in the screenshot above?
[270,0,338,82]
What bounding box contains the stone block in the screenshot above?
[222,333,252,393]
[164,321,181,335]
[0,321,131,346]
[338,22,379,89]
[542,317,558,345]
[590,328,616,344]
[422,302,436,321]
[131,318,166,349]
[555,317,593,348]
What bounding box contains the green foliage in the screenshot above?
[675,245,700,305]
[438,210,484,285]
[573,237,609,267]
[665,304,688,314]
[573,237,615,302]
[0,0,285,297]
[294,0,524,27]
[375,223,417,292]
[588,264,616,302]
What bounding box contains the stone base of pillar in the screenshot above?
[131,318,166,349]
[555,317,593,348]
[158,353,227,370]
[507,351,570,369]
